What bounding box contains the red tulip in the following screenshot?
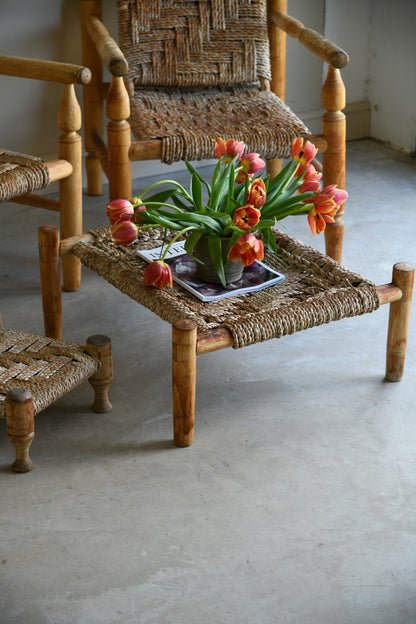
[228,233,264,266]
[111,219,138,245]
[215,138,245,162]
[143,261,173,289]
[233,204,261,232]
[106,199,134,224]
[132,202,147,224]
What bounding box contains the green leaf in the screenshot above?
[184,231,202,259]
[190,174,204,211]
[262,226,278,253]
[142,188,177,204]
[208,236,226,287]
[185,161,211,195]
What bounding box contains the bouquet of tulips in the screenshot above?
[106,137,347,288]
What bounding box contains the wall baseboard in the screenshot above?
[296,100,371,141]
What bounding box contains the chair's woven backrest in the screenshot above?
[118,0,271,88]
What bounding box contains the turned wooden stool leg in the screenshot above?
[385,263,415,382]
[6,388,35,473]
[38,225,63,340]
[172,319,197,447]
[85,335,113,412]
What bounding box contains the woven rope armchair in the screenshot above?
[81,0,349,262]
[0,56,91,292]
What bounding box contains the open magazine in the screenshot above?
[137,241,285,302]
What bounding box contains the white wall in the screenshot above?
[0,0,414,185]
[367,0,416,153]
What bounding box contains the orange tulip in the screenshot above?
[291,137,318,165]
[233,204,261,232]
[228,233,264,266]
[247,178,266,207]
[320,184,348,207]
[235,153,266,184]
[106,199,134,224]
[111,219,138,245]
[306,194,338,234]
[143,261,173,289]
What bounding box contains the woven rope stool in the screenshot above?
[38,224,414,448]
[0,317,112,472]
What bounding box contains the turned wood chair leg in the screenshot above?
[172,319,197,447]
[322,65,346,263]
[107,75,132,201]
[81,0,105,196]
[385,262,415,382]
[58,84,83,292]
[6,388,35,473]
[86,335,113,412]
[38,225,63,340]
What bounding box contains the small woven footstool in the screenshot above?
[38,224,414,448]
[0,319,112,472]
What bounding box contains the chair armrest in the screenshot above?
[0,55,91,84]
[269,9,349,68]
[86,15,128,77]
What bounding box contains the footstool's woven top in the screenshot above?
[0,329,99,417]
[71,227,380,349]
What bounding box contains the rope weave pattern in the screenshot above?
[118,0,309,163]
[0,329,99,417]
[119,0,271,87]
[0,149,50,202]
[70,227,380,349]
[129,85,308,163]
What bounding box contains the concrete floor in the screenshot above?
[1,139,415,623]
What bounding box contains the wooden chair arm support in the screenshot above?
[0,55,91,85]
[269,9,349,68]
[86,15,128,77]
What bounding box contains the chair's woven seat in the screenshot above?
[129,85,309,163]
[0,149,50,202]
[69,227,381,349]
[0,329,100,417]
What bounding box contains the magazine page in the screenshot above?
[137,242,285,303]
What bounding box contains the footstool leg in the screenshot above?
[6,388,35,473]
[385,262,415,382]
[172,319,197,447]
[86,335,113,412]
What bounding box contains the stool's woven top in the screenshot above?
[0,149,49,202]
[0,329,99,417]
[71,227,380,349]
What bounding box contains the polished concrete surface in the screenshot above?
[1,139,415,623]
